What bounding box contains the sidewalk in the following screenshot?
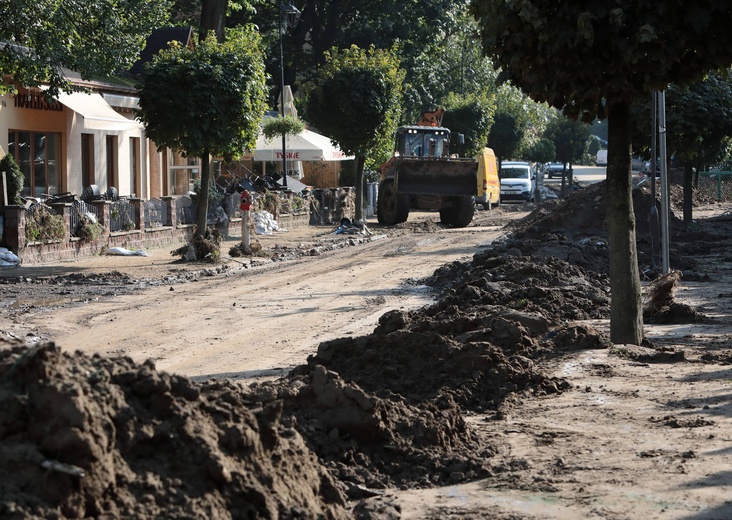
[0,222,360,280]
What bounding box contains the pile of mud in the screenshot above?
[506,181,666,273]
[0,227,615,517]
[241,246,611,493]
[506,180,724,277]
[0,343,349,519]
[10,181,707,517]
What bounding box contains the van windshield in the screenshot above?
[500,167,529,179]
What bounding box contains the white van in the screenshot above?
[499,161,535,203]
[596,149,607,166]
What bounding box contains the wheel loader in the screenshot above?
[377,110,499,227]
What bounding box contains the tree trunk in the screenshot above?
[606,102,644,345]
[196,151,211,239]
[683,163,694,225]
[355,155,365,221]
[200,0,227,42]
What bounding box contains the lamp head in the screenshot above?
[281,3,301,28]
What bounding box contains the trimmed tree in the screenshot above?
[487,111,523,168]
[0,154,24,205]
[633,72,732,224]
[526,138,556,166]
[137,27,268,240]
[304,45,405,221]
[440,95,495,159]
[544,116,591,193]
[471,1,732,344]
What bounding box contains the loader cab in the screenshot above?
[395,126,451,158]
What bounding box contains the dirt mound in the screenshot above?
[427,250,610,322]
[643,270,708,324]
[0,342,349,519]
[12,180,714,516]
[237,241,612,493]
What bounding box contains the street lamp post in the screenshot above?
[278,0,301,189]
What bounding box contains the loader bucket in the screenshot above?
[394,158,478,197]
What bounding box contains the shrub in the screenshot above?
[0,154,24,205]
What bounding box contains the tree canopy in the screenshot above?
[137,26,268,237]
[304,45,405,219]
[544,116,591,167]
[469,0,732,345]
[470,1,732,122]
[440,94,495,159]
[0,0,170,96]
[526,138,556,166]
[632,71,732,223]
[487,112,523,165]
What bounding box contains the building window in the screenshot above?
[168,149,199,195]
[106,135,118,190]
[8,130,61,197]
[129,137,140,197]
[81,133,95,187]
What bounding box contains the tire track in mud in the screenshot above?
[6,225,508,381]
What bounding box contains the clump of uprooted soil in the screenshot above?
[0,342,349,519]
[643,270,707,324]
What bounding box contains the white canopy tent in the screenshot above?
[251,128,354,162]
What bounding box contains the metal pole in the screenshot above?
[278,0,288,188]
[650,92,657,199]
[241,210,251,253]
[649,91,661,268]
[657,90,670,274]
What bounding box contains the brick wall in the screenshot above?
[3,199,311,265]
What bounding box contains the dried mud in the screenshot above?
[1,179,731,518]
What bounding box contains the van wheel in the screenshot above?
[482,201,492,211]
[440,195,474,228]
[377,182,409,225]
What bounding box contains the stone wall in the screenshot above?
[2,198,311,265]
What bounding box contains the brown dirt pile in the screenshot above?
[643,270,707,324]
[0,190,621,517]
[241,244,612,495]
[4,179,722,517]
[0,342,349,519]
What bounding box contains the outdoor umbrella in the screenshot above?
[251,128,354,162]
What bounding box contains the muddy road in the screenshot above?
[2,192,732,520]
[0,210,522,381]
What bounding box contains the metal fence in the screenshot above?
[70,201,100,238]
[176,195,196,225]
[145,198,168,229]
[699,171,732,202]
[109,199,136,232]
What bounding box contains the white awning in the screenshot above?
[55,91,140,125]
[102,93,140,110]
[250,128,354,162]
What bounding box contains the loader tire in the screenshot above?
[440,195,474,228]
[377,182,409,225]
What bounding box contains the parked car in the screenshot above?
[545,163,567,179]
[499,161,536,202]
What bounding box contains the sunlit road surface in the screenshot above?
[544,165,607,185]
